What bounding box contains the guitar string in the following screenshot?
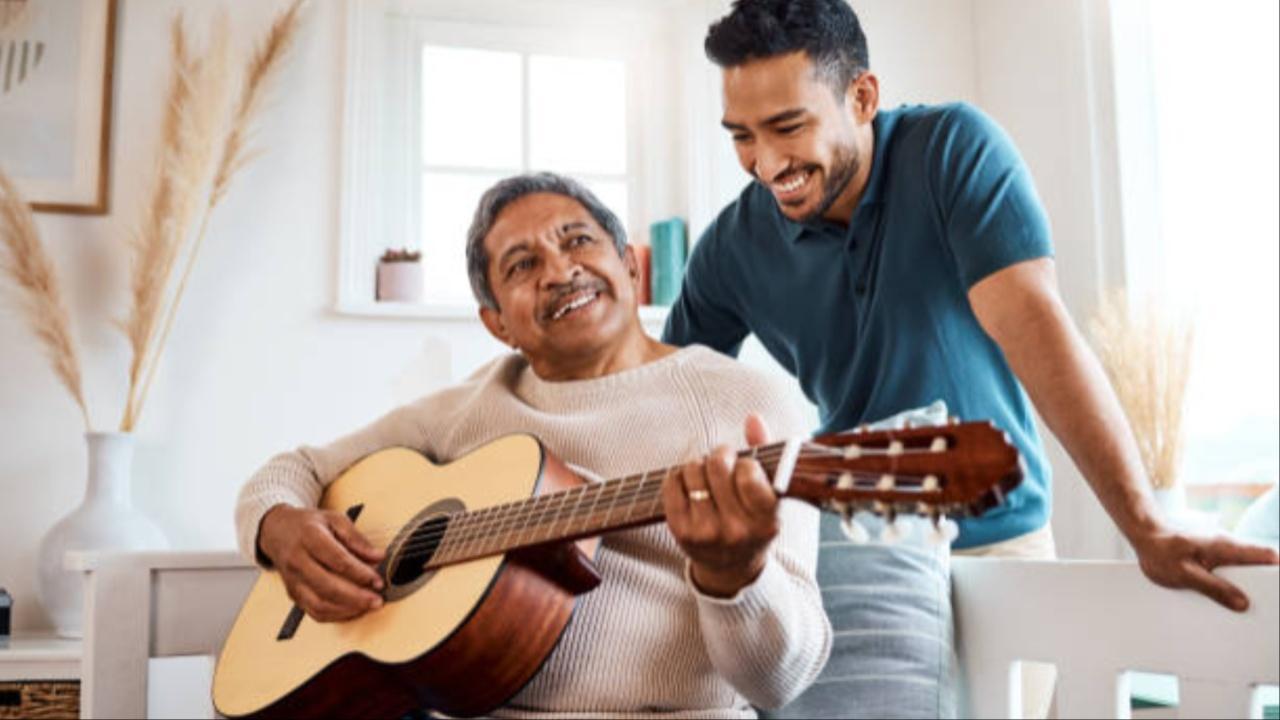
[352,444,956,555]
[350,444,795,547]
[392,464,952,562]
[351,443,841,548]
[348,439,951,547]
[337,440,962,550]
[421,467,964,568]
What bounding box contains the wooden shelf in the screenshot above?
[0,634,81,682]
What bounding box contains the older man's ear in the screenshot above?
[624,245,640,292]
[479,305,518,351]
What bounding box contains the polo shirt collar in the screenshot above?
[777,108,898,244]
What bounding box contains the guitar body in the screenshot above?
[212,434,601,718]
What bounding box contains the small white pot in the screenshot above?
[376,261,424,302]
[36,432,168,637]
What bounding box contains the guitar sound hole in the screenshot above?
[389,515,449,587]
[379,497,465,602]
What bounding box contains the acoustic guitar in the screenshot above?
[213,421,1022,718]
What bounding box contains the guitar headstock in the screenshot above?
[781,420,1023,524]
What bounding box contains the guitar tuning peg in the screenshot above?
[926,516,959,547]
[840,513,871,545]
[880,520,901,545]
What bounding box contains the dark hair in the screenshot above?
[466,172,627,309]
[705,0,869,95]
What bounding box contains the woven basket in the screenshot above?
[0,681,79,720]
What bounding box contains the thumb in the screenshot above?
[744,413,772,447]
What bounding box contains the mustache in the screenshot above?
[540,275,609,321]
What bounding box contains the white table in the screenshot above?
[0,635,81,718]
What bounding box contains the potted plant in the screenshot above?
[376,247,423,302]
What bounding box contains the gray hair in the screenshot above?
[466,172,628,309]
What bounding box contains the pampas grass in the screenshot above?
[0,171,91,430]
[122,0,303,431]
[120,11,234,431]
[1090,291,1194,490]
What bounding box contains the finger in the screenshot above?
[298,553,383,613]
[744,414,772,447]
[662,468,691,537]
[329,513,386,565]
[309,523,384,591]
[681,460,718,515]
[707,447,747,518]
[292,581,360,623]
[1199,537,1280,569]
[1183,561,1250,612]
[734,459,779,522]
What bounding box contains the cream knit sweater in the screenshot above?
[235,345,832,719]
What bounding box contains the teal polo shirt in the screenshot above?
[663,102,1053,549]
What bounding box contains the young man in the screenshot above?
[236,173,831,717]
[665,0,1279,716]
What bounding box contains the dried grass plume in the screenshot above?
[122,1,303,431]
[1090,291,1195,490]
[0,170,91,429]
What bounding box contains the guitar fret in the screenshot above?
[599,477,625,529]
[577,478,606,535]
[645,469,664,518]
[458,506,492,560]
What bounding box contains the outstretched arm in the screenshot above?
[969,257,1279,610]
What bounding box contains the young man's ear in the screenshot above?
[847,71,880,123]
[479,305,515,349]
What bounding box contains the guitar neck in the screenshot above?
[426,443,790,569]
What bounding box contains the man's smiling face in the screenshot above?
[479,192,641,370]
[721,51,875,224]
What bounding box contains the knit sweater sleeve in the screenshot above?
[680,358,833,709]
[231,355,516,564]
[233,400,438,565]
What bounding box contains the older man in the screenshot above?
[235,173,832,718]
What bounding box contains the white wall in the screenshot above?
[0,0,1126,632]
[971,0,1129,560]
[0,0,508,632]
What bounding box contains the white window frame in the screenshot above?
[337,0,683,321]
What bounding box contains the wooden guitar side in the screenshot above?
[212,435,600,718]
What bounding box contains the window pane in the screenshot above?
[421,46,522,169]
[580,178,629,239]
[1149,1,1279,488]
[529,55,627,174]
[420,172,506,305]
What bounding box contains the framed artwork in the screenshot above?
[0,0,116,214]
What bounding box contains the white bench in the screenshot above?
[68,551,1279,719]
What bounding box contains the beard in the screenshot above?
[800,142,861,224]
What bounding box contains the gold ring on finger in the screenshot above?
[688,489,711,502]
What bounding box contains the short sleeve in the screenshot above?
[662,224,750,357]
[927,103,1054,288]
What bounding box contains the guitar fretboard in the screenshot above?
[426,443,787,568]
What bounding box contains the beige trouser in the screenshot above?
[954,525,1059,719]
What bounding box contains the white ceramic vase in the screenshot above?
[36,432,168,638]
